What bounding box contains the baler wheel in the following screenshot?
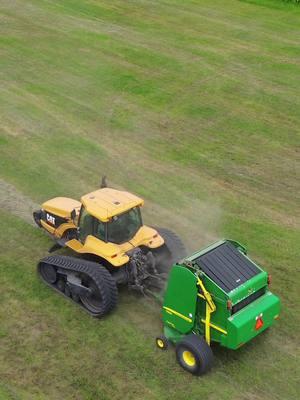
[175,334,213,375]
[155,335,169,350]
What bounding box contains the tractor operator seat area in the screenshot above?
[78,206,142,244]
[107,207,142,244]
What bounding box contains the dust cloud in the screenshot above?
[0,179,39,226]
[143,197,222,254]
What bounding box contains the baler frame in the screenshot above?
[157,239,280,375]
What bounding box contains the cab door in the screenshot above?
[78,207,95,243]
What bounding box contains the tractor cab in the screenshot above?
[77,201,143,245]
[70,188,164,263]
[37,187,164,267]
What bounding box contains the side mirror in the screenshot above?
[70,209,76,221]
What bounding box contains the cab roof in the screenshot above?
[81,188,144,222]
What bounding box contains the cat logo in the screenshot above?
[46,213,56,226]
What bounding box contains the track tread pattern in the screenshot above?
[38,255,118,317]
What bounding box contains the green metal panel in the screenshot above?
[162,239,280,349]
[228,271,267,305]
[182,239,271,344]
[162,265,198,334]
[163,325,185,344]
[221,291,280,349]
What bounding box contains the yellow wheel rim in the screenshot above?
[157,339,164,348]
[182,350,196,367]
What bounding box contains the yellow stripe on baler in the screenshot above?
[201,319,228,335]
[163,306,192,323]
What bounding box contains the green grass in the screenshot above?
[1,0,299,399]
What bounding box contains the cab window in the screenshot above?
[94,220,106,241]
[107,207,142,244]
[78,207,94,242]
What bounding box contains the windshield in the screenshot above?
[107,207,142,244]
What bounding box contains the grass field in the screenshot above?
[1,0,300,399]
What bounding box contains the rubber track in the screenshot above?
[156,227,187,263]
[38,255,118,318]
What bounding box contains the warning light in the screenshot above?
[255,316,264,330]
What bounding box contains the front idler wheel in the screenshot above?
[39,263,57,284]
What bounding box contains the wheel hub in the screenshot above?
[182,350,196,367]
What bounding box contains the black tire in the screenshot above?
[155,335,169,350]
[152,227,187,274]
[79,265,118,316]
[175,334,213,375]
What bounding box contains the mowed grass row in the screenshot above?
[1,0,300,399]
[0,212,298,400]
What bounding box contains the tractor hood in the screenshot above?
[42,197,81,219]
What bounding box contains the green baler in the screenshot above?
[156,239,280,375]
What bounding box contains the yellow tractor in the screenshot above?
[33,179,186,317]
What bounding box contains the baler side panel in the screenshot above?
[162,266,198,334]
